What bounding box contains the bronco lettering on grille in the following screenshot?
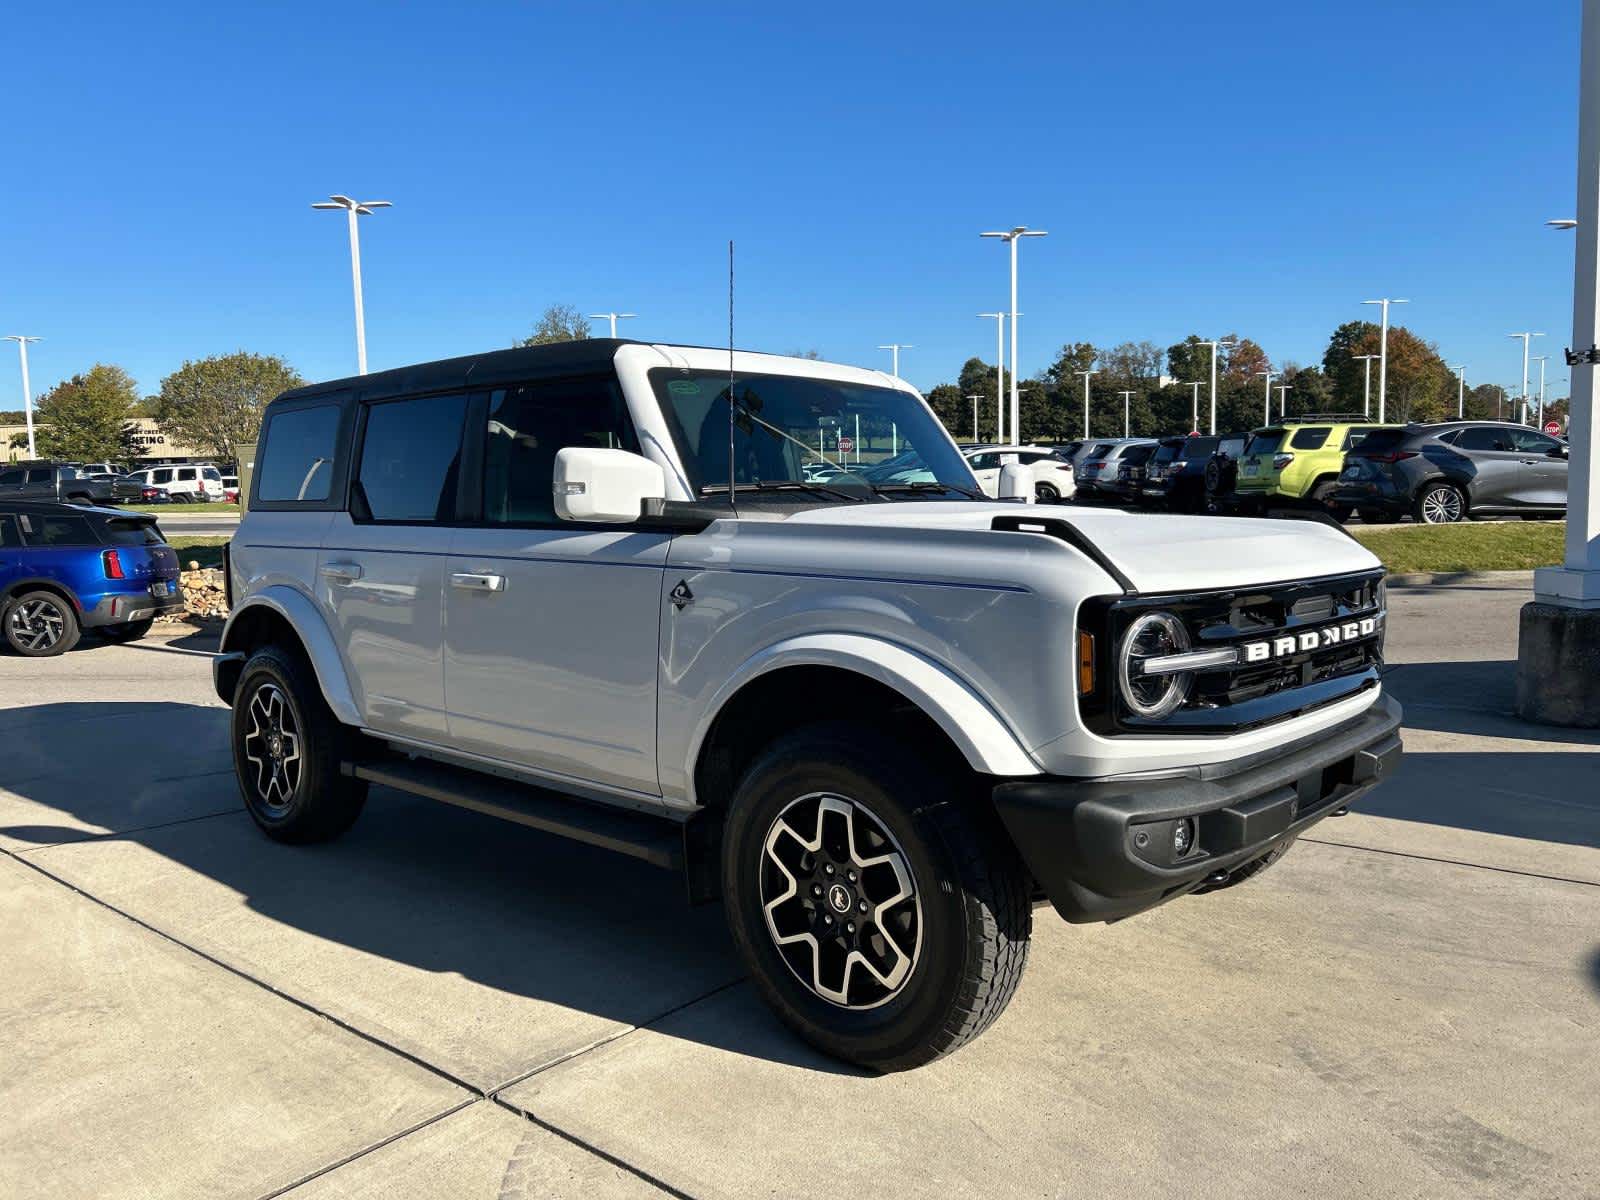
[1241,615,1382,664]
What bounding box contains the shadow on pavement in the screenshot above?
[0,701,853,1076]
[1589,946,1600,1001]
[1383,659,1600,747]
[1363,750,1600,848]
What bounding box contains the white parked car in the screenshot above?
[215,342,1402,1070]
[126,463,226,502]
[964,444,1077,502]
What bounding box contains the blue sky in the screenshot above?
[0,0,1583,407]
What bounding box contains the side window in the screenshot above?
[1435,429,1460,445]
[257,404,341,503]
[354,393,469,523]
[969,453,995,470]
[1342,427,1377,450]
[0,515,19,547]
[152,468,174,485]
[0,470,22,486]
[1289,427,1331,450]
[177,467,197,482]
[482,376,639,525]
[26,468,52,484]
[1509,429,1560,454]
[19,514,97,546]
[1455,427,1511,452]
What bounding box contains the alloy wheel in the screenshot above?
[1421,487,1462,524]
[242,683,303,810]
[760,793,922,1009]
[8,598,66,652]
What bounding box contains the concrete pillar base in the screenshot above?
[1515,601,1600,727]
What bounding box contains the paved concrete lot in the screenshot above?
[1,581,1596,1199]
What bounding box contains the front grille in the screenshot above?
[1081,570,1386,735]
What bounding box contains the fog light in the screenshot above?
[1173,818,1195,856]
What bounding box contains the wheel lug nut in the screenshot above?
[858,899,868,912]
[847,870,857,883]
[811,884,822,896]
[824,864,835,876]
[846,922,855,934]
[824,915,834,925]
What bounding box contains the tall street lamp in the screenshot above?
[3,335,41,459]
[1275,383,1293,419]
[1196,337,1236,435]
[1507,331,1546,423]
[1533,354,1551,427]
[1117,390,1135,437]
[1183,382,1203,433]
[1355,354,1381,418]
[966,394,985,441]
[1450,364,1467,418]
[590,312,637,338]
[980,226,1047,444]
[311,195,392,375]
[1361,298,1408,422]
[977,313,1007,443]
[877,343,913,379]
[1077,370,1097,440]
[1255,369,1276,427]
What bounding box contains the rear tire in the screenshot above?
[721,722,1031,1071]
[1357,508,1385,525]
[1308,481,1351,522]
[231,645,367,843]
[4,591,81,657]
[1034,481,1060,504]
[1415,481,1466,524]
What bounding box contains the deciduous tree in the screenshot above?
[155,351,304,464]
[31,365,142,462]
[518,304,591,346]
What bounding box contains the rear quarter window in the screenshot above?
[256,403,343,504]
[1246,431,1286,455]
[18,513,98,546]
[1289,427,1331,450]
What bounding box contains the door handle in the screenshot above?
[450,571,506,593]
[319,561,363,584]
[1519,459,1539,465]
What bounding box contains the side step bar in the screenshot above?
[344,756,683,871]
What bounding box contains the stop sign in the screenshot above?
[1544,420,1562,437]
[838,436,854,454]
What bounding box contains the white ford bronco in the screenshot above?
[215,341,1402,1070]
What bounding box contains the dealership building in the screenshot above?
[1,417,209,465]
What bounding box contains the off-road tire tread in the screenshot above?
[236,644,366,843]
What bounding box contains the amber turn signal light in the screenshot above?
[1077,630,1096,695]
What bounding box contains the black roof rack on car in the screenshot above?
[1282,413,1371,424]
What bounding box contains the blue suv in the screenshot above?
[0,502,184,656]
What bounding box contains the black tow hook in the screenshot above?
[1202,869,1231,887]
[1332,806,1350,816]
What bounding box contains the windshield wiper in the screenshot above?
[867,481,987,501]
[700,480,871,503]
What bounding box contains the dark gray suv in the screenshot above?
[1334,421,1568,523]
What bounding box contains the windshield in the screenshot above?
[1152,442,1183,465]
[1177,436,1219,460]
[650,369,975,495]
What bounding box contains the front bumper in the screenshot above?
[992,694,1403,923]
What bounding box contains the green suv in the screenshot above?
[1233,419,1396,518]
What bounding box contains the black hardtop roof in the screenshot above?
[0,499,146,519]
[271,339,645,408]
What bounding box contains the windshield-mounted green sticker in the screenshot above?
[668,379,702,395]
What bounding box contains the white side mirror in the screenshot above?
[998,457,1033,503]
[553,447,666,523]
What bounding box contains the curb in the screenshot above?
[1384,570,1536,589]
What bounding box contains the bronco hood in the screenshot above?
[778,501,1381,594]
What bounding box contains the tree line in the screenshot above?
[924,321,1567,443]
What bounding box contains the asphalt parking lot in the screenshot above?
[1,576,1597,1199]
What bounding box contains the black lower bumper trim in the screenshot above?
[992,694,1403,924]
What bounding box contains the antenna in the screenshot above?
[727,239,738,515]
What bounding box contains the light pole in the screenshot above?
[978,313,1007,443]
[1183,382,1203,433]
[1255,369,1276,427]
[1361,298,1408,422]
[1275,383,1293,419]
[1507,331,1546,423]
[966,394,984,442]
[589,312,637,338]
[877,344,913,379]
[1117,390,1135,437]
[1196,338,1236,435]
[2,335,40,459]
[1077,369,1097,439]
[1355,354,1381,418]
[1450,364,1467,418]
[311,195,391,375]
[980,227,1047,445]
[1533,354,1550,427]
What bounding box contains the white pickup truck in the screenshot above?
[214,341,1402,1070]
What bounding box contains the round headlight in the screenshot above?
[1118,611,1193,719]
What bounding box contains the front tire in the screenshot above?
[231,645,367,843]
[4,591,80,657]
[721,722,1031,1071]
[1415,481,1466,524]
